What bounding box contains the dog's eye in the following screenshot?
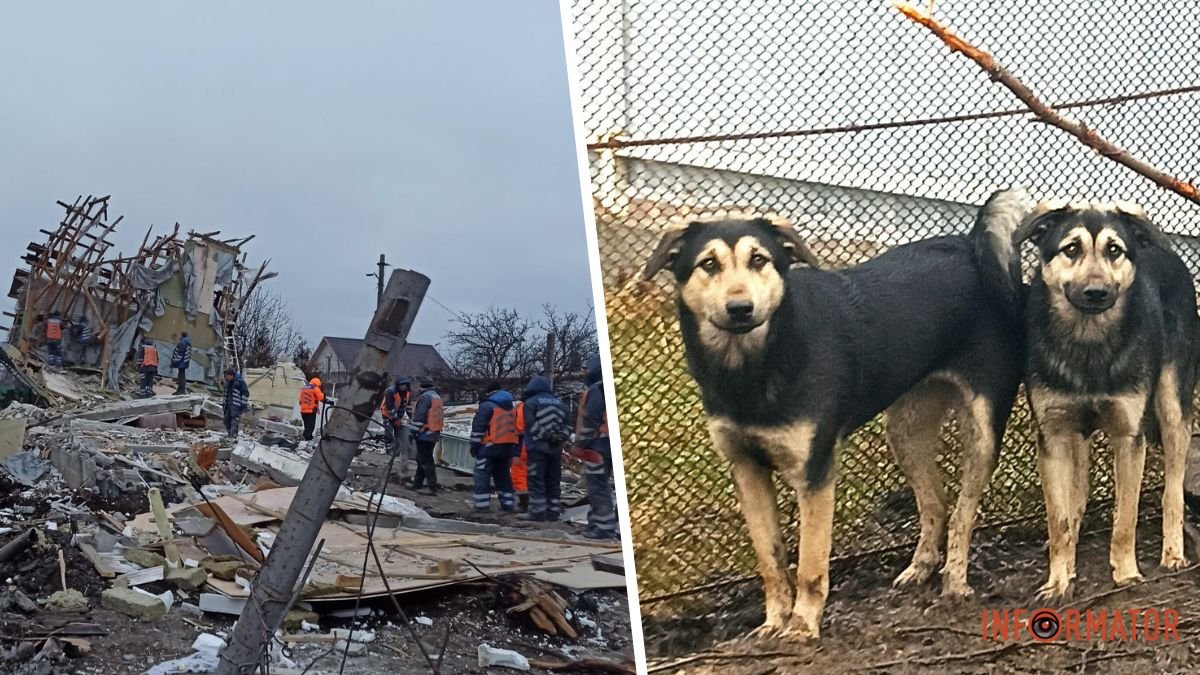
[698,258,719,273]
[1061,242,1081,259]
[1106,243,1124,259]
[748,253,769,269]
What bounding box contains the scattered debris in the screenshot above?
[479,643,532,671]
[43,589,88,611]
[0,252,631,672]
[101,587,168,621]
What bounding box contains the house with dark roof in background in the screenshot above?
[309,336,449,395]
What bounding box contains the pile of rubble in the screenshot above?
[0,369,632,674]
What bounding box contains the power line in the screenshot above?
[428,295,464,319]
[586,83,1200,150]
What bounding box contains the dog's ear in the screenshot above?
[1015,200,1068,246]
[768,222,821,269]
[643,223,692,279]
[1111,202,1168,249]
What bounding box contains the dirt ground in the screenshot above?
[642,493,1200,674]
[0,453,634,674]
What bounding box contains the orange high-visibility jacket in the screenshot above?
[483,406,519,446]
[141,345,159,368]
[422,397,445,432]
[298,378,326,414]
[576,388,608,437]
[45,318,63,341]
[380,389,411,419]
[511,402,527,491]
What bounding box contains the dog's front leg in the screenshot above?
[711,422,794,636]
[772,425,835,642]
[1110,433,1148,586]
[787,470,835,641]
[1033,419,1087,601]
[1105,392,1149,586]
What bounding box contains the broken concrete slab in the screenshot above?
[231,441,309,486]
[0,418,28,461]
[256,418,300,438]
[136,412,177,430]
[101,587,167,620]
[61,395,204,424]
[42,371,85,402]
[165,566,208,591]
[125,444,191,454]
[50,445,100,489]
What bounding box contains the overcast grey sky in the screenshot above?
[0,1,594,349]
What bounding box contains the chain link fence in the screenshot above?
[570,1,1200,602]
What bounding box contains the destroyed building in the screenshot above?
[4,196,273,392]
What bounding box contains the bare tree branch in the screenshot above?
[232,287,303,369]
[892,1,1200,205]
[442,304,599,382]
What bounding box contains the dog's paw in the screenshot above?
[940,579,975,600]
[1035,576,1073,602]
[893,562,937,589]
[745,622,787,642]
[780,619,820,643]
[1113,572,1145,588]
[1160,552,1190,571]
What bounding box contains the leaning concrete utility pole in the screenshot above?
[216,269,429,674]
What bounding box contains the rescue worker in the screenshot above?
[380,376,413,458]
[512,399,529,511]
[135,337,159,398]
[520,375,570,522]
[44,312,64,367]
[298,377,326,443]
[171,332,192,395]
[470,383,519,512]
[576,356,617,539]
[407,377,444,495]
[222,369,249,439]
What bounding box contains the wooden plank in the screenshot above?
[195,501,266,563]
[147,488,181,565]
[78,543,114,578]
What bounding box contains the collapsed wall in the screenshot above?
[4,196,272,390]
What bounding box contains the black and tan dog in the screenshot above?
[642,189,1031,641]
[1017,200,1200,600]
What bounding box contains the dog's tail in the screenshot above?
[969,187,1034,319]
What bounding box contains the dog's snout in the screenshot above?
[1083,286,1110,303]
[725,300,755,321]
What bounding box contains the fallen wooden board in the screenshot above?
[533,564,627,591]
[195,501,265,563]
[76,543,115,579]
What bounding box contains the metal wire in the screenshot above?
[569,0,1200,600]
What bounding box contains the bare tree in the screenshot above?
[443,307,540,380]
[232,288,303,369]
[538,303,600,375]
